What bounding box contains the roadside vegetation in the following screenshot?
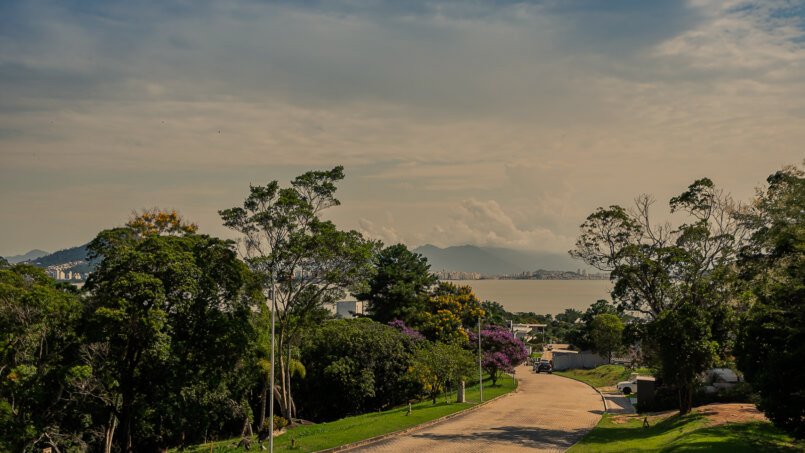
[186,375,516,453]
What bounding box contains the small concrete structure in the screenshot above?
[336,300,364,319]
[456,381,465,403]
[636,376,656,409]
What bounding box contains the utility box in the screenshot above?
[637,376,656,409]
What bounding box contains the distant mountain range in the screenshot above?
[4,244,94,274]
[6,242,587,279]
[413,244,586,275]
[30,243,91,267]
[4,249,50,264]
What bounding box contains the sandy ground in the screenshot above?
[609,402,768,427]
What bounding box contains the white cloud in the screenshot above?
[429,199,574,253]
[357,216,403,246]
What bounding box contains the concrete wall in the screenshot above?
[551,351,608,371]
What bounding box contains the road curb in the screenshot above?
[316,377,519,453]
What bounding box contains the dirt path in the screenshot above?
[351,365,604,452]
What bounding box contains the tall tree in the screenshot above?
[571,178,745,414]
[84,210,257,451]
[0,265,82,452]
[735,165,805,439]
[219,167,378,421]
[358,244,436,326]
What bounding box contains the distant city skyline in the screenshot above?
[2,1,803,256]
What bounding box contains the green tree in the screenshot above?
[480,301,508,326]
[735,165,805,439]
[219,167,378,422]
[555,308,583,324]
[571,178,744,414]
[84,211,258,451]
[589,314,624,363]
[297,318,420,420]
[411,342,474,405]
[358,244,437,325]
[0,265,83,452]
[647,303,720,412]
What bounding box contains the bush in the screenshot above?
[694,382,757,406]
[297,319,421,421]
[261,415,289,434]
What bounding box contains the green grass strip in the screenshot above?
[187,374,517,453]
[569,412,803,452]
[554,364,653,389]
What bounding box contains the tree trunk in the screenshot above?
[258,378,267,431]
[278,335,289,420]
[678,381,694,415]
[103,411,117,453]
[121,402,133,453]
[286,342,293,421]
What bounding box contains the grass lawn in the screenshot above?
[554,364,653,389]
[568,412,802,452]
[186,374,517,453]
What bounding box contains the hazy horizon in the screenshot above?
[2,1,803,256]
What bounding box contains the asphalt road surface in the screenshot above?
[352,365,603,452]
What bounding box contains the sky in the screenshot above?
[1,0,803,257]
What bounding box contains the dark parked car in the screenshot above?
[535,361,552,374]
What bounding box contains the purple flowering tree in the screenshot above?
[469,325,528,386]
[388,319,425,341]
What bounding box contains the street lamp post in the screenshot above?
[478,317,483,403]
[268,275,276,453]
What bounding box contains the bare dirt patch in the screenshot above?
[609,410,675,425]
[693,403,768,427]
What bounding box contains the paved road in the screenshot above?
[602,392,636,414]
[352,365,604,452]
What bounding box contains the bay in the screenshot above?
[449,279,613,315]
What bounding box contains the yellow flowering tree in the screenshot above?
[420,282,485,344]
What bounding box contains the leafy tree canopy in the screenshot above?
[590,313,624,363]
[420,282,485,344]
[358,243,437,326]
[735,164,805,439]
[219,166,379,421]
[571,178,744,414]
[0,265,82,452]
[297,319,420,421]
[84,210,258,451]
